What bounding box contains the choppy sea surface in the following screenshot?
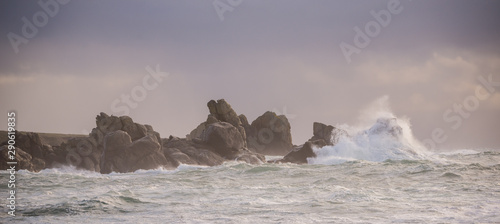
[1,149,500,224]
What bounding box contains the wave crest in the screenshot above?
[308,96,430,165]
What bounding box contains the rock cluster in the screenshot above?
[0,132,59,172]
[246,111,293,155]
[1,99,351,172]
[189,99,293,156]
[0,99,279,173]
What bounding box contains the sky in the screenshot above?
[1,0,499,151]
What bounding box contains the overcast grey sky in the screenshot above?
[1,0,499,150]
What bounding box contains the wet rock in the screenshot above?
[277,139,326,164]
[0,146,42,171]
[309,122,348,145]
[201,122,245,156]
[247,111,293,156]
[101,131,172,173]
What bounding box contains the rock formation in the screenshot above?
[276,122,347,164]
[163,136,225,167]
[246,111,293,155]
[0,99,302,172]
[277,139,327,164]
[188,99,293,156]
[309,122,348,145]
[188,99,247,146]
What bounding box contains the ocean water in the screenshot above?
[1,150,500,223]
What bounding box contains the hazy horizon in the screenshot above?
[1,0,499,150]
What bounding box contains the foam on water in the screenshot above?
[309,96,432,165]
[2,149,500,223]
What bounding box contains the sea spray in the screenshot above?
[309,96,431,165]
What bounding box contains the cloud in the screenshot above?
[0,0,499,149]
[0,74,36,84]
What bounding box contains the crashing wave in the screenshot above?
[308,96,431,165]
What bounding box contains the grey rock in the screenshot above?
[201,122,245,156]
[248,111,293,156]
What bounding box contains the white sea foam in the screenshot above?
[309,96,431,165]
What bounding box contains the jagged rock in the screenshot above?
[163,137,225,166]
[103,130,132,154]
[58,136,101,172]
[145,124,162,143]
[90,127,105,145]
[239,114,250,128]
[247,111,293,156]
[277,139,326,164]
[189,99,247,147]
[188,122,206,140]
[15,132,44,159]
[96,112,122,134]
[32,157,46,171]
[0,146,41,171]
[278,122,348,164]
[81,157,95,172]
[207,99,242,128]
[121,116,147,141]
[309,122,348,145]
[101,131,171,173]
[201,122,244,156]
[206,114,218,124]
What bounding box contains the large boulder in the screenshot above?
[207,99,242,128]
[276,139,326,164]
[309,122,349,145]
[15,132,43,158]
[121,116,148,141]
[247,111,293,156]
[0,145,45,172]
[188,99,247,148]
[277,122,348,164]
[101,131,172,173]
[96,112,122,133]
[163,136,225,166]
[201,122,245,156]
[0,132,69,171]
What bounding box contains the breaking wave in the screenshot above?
[308,96,432,165]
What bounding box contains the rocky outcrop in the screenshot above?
[0,112,170,173]
[277,139,327,164]
[100,130,172,174]
[0,145,45,172]
[277,122,346,164]
[188,99,294,156]
[246,111,293,156]
[188,99,247,146]
[94,113,169,173]
[0,132,64,172]
[200,122,245,156]
[309,122,348,145]
[0,99,300,172]
[163,136,225,166]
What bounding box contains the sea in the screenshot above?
[2,107,500,223]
